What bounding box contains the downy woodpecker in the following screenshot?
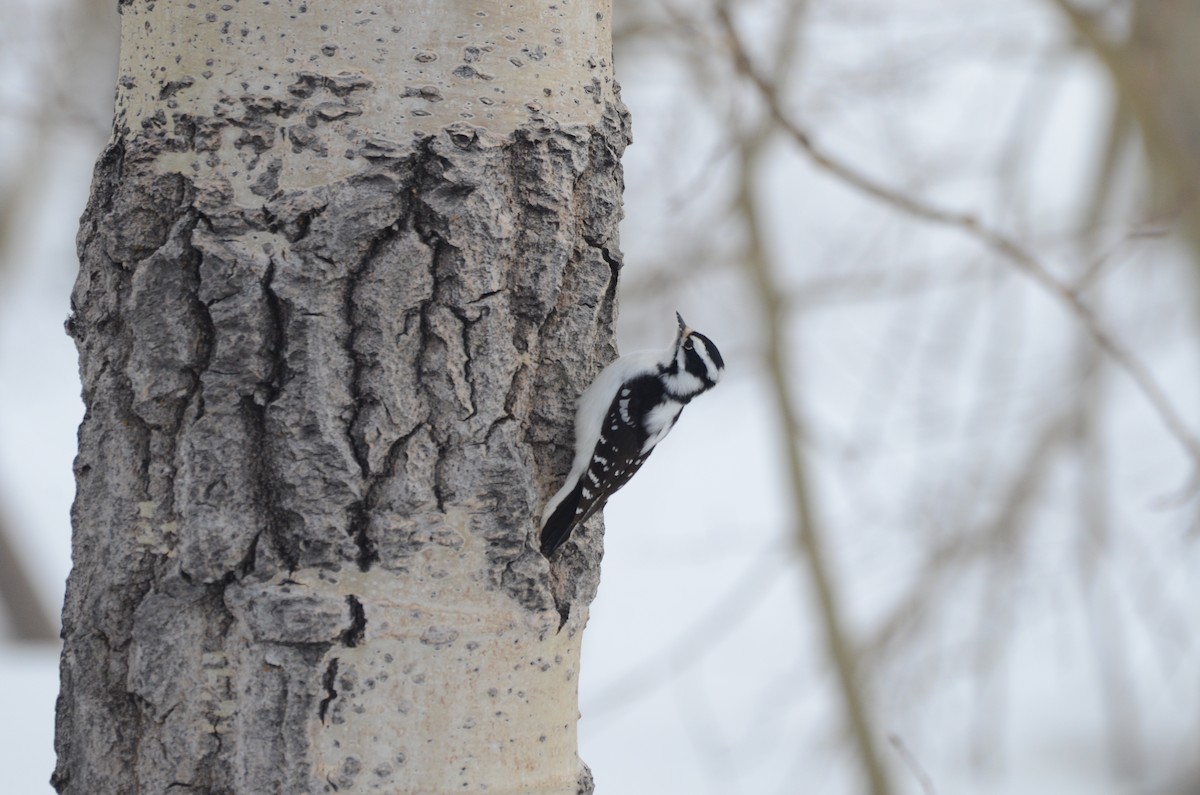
[540,312,724,556]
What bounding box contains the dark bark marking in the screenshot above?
[260,257,289,405]
[318,657,340,724]
[185,220,216,426]
[159,77,195,100]
[348,423,420,571]
[345,222,402,480]
[236,531,261,578]
[341,206,433,570]
[287,71,374,99]
[347,504,376,573]
[243,393,301,572]
[449,305,479,422]
[341,596,366,648]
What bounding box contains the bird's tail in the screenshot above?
[540,479,584,556]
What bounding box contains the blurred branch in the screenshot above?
[0,512,56,642]
[619,248,733,297]
[727,13,897,787]
[1051,0,1200,221]
[717,7,1200,482]
[1072,235,1146,779]
[702,2,899,790]
[0,0,115,278]
[737,146,894,795]
[788,266,990,309]
[864,407,1073,664]
[1080,91,1134,238]
[887,734,938,795]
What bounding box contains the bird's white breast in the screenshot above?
[641,399,683,454]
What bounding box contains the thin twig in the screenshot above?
[716,7,1200,478]
[887,734,938,795]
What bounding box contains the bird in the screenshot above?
[539,312,724,556]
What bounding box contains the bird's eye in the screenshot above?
[684,339,694,351]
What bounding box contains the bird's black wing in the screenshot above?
[540,375,662,555]
[540,479,585,556]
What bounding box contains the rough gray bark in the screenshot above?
[54,2,628,793]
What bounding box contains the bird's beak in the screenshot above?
[676,311,689,333]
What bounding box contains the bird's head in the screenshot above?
[663,311,725,399]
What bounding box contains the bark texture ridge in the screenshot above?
[55,2,627,793]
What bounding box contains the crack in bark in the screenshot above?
[235,531,261,578]
[448,305,479,422]
[183,218,214,426]
[432,456,448,514]
[584,233,622,322]
[243,394,299,571]
[345,222,403,479]
[318,657,340,724]
[341,596,366,647]
[263,201,329,243]
[245,256,305,570]
[123,396,156,498]
[347,503,376,573]
[582,234,621,276]
[260,257,288,405]
[341,211,427,570]
[350,423,420,570]
[408,153,457,517]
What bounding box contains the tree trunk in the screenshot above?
[54,2,627,793]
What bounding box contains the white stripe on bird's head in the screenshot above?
[693,337,722,384]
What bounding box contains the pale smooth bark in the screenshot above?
[54,2,628,793]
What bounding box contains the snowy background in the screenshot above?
[4,1,1200,793]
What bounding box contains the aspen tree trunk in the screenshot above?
[53,2,627,793]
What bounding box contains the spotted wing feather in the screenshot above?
[539,376,662,555]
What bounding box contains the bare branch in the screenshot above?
[863,407,1073,665]
[887,734,938,795]
[0,511,57,642]
[733,87,898,795]
[716,5,1200,477]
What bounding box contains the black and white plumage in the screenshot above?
[539,312,725,556]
